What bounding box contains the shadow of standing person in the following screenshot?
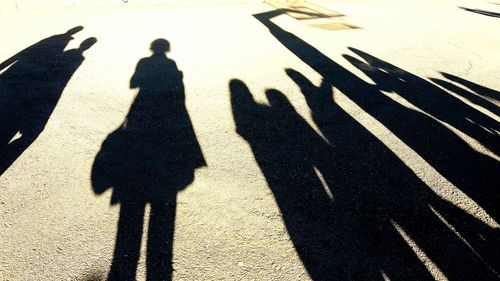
[0,26,87,175]
[92,39,206,281]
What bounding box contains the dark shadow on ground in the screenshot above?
[342,48,500,220]
[91,39,205,281]
[459,6,500,18]
[430,75,499,117]
[235,8,500,280]
[439,72,500,102]
[344,48,499,154]
[0,26,94,175]
[254,8,500,221]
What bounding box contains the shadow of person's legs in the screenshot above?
[0,131,39,175]
[147,202,176,281]
[108,202,145,281]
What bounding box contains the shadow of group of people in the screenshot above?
[0,26,95,175]
[1,14,499,280]
[0,27,205,280]
[226,8,499,281]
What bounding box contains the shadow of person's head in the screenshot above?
[229,79,256,105]
[79,37,97,52]
[266,89,294,111]
[229,79,248,93]
[285,68,316,92]
[65,26,84,36]
[150,39,170,55]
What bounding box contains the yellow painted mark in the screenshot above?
[266,2,344,20]
[310,22,360,30]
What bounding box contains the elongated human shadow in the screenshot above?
[459,6,500,18]
[431,72,500,117]
[0,26,94,175]
[342,48,500,222]
[440,72,500,102]
[231,76,500,281]
[92,39,205,281]
[344,48,499,153]
[245,8,500,280]
[430,77,499,117]
[254,8,499,222]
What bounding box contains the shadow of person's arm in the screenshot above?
[431,78,500,117]
[441,72,500,101]
[130,59,145,89]
[286,68,333,110]
[286,68,342,130]
[342,53,392,92]
[0,53,20,73]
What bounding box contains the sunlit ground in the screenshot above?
[0,0,499,280]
